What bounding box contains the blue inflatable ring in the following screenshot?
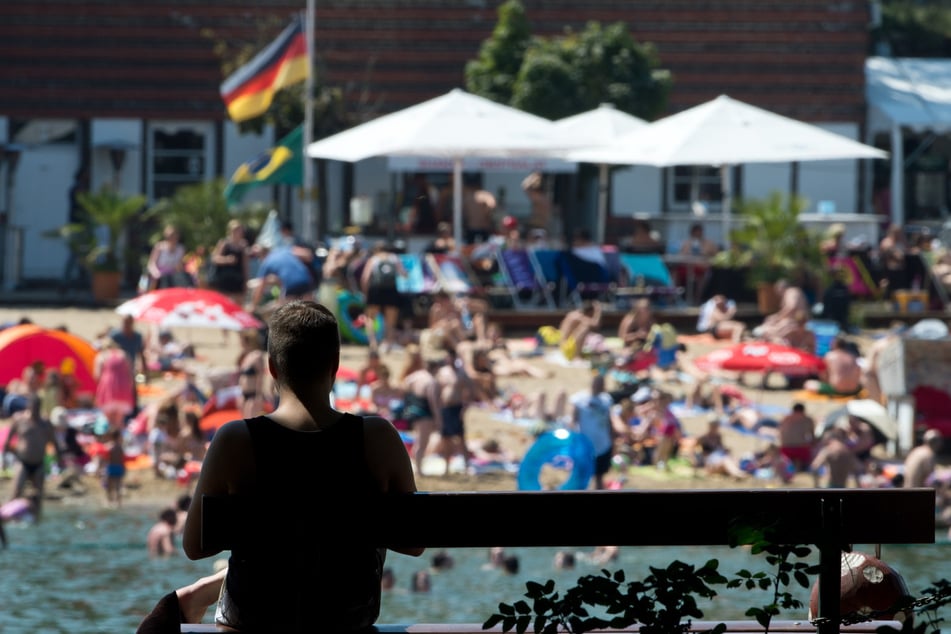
[517,429,596,491]
[336,290,384,345]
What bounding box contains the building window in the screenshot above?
[669,166,722,212]
[148,123,212,200]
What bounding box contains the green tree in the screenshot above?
[465,0,534,105]
[874,0,951,57]
[513,21,671,121]
[466,0,671,122]
[145,179,233,252]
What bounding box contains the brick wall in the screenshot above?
[0,0,869,123]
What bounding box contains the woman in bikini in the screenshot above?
[236,329,265,418]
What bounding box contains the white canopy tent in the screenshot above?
[306,89,582,246]
[565,95,888,239]
[866,56,951,227]
[553,104,647,244]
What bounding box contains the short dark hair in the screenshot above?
[176,494,193,512]
[792,403,805,413]
[267,301,340,391]
[160,507,178,525]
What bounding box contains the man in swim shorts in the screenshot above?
[2,397,62,521]
[435,347,477,475]
[778,402,816,472]
[804,337,863,397]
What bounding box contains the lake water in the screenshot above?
[3,503,950,633]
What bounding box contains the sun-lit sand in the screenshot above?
[0,305,880,507]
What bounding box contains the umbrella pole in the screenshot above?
[453,159,463,249]
[597,163,609,245]
[720,164,732,247]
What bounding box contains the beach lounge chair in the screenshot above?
[398,253,438,315]
[616,253,683,306]
[426,252,481,296]
[492,247,556,309]
[561,251,618,306]
[529,248,567,306]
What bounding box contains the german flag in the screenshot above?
[219,14,309,122]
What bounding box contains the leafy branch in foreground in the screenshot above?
[726,523,817,631]
[484,520,817,634]
[483,560,728,634]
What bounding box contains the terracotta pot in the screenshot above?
[91,270,122,302]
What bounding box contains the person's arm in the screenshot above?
[609,406,631,442]
[809,448,826,486]
[210,239,231,265]
[617,314,632,342]
[360,255,375,294]
[161,529,176,556]
[290,244,313,264]
[146,243,162,280]
[182,420,251,560]
[362,415,424,557]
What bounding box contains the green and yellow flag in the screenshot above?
[224,124,303,207]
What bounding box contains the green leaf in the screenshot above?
[483,614,503,629]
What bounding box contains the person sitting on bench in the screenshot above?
[179,300,423,632]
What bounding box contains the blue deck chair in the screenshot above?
[561,251,617,306]
[529,249,565,306]
[617,253,683,305]
[495,247,555,309]
[397,253,431,294]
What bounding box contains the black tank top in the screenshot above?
[220,414,385,632]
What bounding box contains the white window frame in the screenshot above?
[146,121,215,201]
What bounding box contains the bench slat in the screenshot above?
[181,621,902,633]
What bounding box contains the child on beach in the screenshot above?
[102,429,126,507]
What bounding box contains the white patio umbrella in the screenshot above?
[306,89,581,246]
[565,95,889,239]
[554,104,647,244]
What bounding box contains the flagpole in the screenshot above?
[302,2,316,243]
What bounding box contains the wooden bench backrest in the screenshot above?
[198,488,935,634]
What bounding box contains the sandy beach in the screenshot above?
[0,305,878,508]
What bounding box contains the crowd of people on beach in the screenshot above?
[3,210,951,500]
[2,206,951,630]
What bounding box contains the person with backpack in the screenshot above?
[360,241,406,353]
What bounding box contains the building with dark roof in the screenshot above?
[0,1,876,286]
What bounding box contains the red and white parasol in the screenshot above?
[116,288,263,331]
[693,342,825,377]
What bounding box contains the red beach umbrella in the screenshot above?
[693,342,825,377]
[116,288,262,331]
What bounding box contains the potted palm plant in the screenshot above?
[711,192,825,314]
[77,186,147,301]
